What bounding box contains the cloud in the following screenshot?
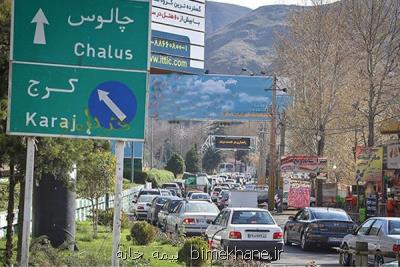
[238,93,269,103]
[200,95,210,101]
[193,79,231,94]
[225,78,238,85]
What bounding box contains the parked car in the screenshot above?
[217,190,231,209]
[134,189,160,202]
[340,217,400,266]
[132,195,158,220]
[189,192,211,201]
[158,198,184,230]
[284,207,356,250]
[205,207,283,261]
[147,196,181,225]
[161,183,182,197]
[165,200,220,236]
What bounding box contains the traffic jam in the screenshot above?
[129,167,400,265]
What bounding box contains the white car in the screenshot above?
[205,207,284,261]
[131,195,158,220]
[340,217,400,266]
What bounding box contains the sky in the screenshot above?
[211,0,338,9]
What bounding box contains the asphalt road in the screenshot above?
[271,212,340,266]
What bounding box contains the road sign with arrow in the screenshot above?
[8,0,150,141]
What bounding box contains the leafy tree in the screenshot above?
[165,153,185,178]
[185,146,200,173]
[202,147,222,174]
[77,149,115,237]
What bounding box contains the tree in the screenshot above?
[202,147,222,174]
[165,153,185,178]
[77,150,115,237]
[344,0,400,146]
[185,146,200,173]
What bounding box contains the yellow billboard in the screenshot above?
[355,147,383,182]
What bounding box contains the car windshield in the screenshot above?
[389,220,400,235]
[214,188,222,192]
[231,211,275,224]
[138,195,157,202]
[312,211,350,221]
[185,202,219,213]
[161,191,171,196]
[191,194,209,199]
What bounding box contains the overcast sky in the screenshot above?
[211,0,338,9]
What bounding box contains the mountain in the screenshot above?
[205,5,301,75]
[205,1,252,36]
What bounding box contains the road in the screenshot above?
[271,211,339,266]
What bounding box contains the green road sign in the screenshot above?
[12,0,150,71]
[8,63,147,140]
[8,0,150,140]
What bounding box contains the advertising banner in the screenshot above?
[280,155,328,173]
[387,144,400,169]
[288,180,310,209]
[356,147,383,182]
[149,74,291,121]
[214,136,251,150]
[151,0,205,73]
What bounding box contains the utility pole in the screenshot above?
[150,117,154,169]
[258,122,267,185]
[268,75,277,211]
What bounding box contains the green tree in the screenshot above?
[165,153,185,178]
[185,146,200,173]
[77,149,115,237]
[202,147,222,174]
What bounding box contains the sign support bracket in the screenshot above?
[111,140,125,266]
[20,137,36,267]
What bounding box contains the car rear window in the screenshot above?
[191,194,209,199]
[389,220,400,235]
[221,191,230,197]
[312,211,350,221]
[231,211,275,225]
[185,202,219,213]
[170,200,181,210]
[140,190,160,195]
[214,188,222,192]
[162,183,178,188]
[138,195,157,202]
[156,198,168,204]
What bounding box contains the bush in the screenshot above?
[178,237,209,266]
[129,221,156,245]
[146,169,175,188]
[97,208,129,229]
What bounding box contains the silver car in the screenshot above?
[165,200,220,236]
[131,195,158,220]
[340,217,400,266]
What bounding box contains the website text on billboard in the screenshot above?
[151,54,188,68]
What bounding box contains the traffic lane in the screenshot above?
[274,245,339,266]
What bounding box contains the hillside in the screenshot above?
[205,5,301,75]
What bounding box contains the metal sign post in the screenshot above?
[20,137,35,266]
[111,141,125,266]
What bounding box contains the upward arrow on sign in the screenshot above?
[31,8,49,45]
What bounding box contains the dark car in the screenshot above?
[283,207,356,250]
[147,196,181,225]
[157,198,184,230]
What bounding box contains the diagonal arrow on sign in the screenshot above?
[98,89,127,122]
[31,8,49,45]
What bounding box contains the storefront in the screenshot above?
[384,143,400,217]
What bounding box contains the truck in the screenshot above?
[229,191,258,208]
[184,174,211,194]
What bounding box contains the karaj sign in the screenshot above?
[8,0,150,141]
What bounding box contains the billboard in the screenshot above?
[387,144,400,169]
[151,0,205,74]
[355,146,383,182]
[215,136,251,150]
[280,155,328,173]
[149,74,291,121]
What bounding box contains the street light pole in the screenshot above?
[268,75,277,211]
